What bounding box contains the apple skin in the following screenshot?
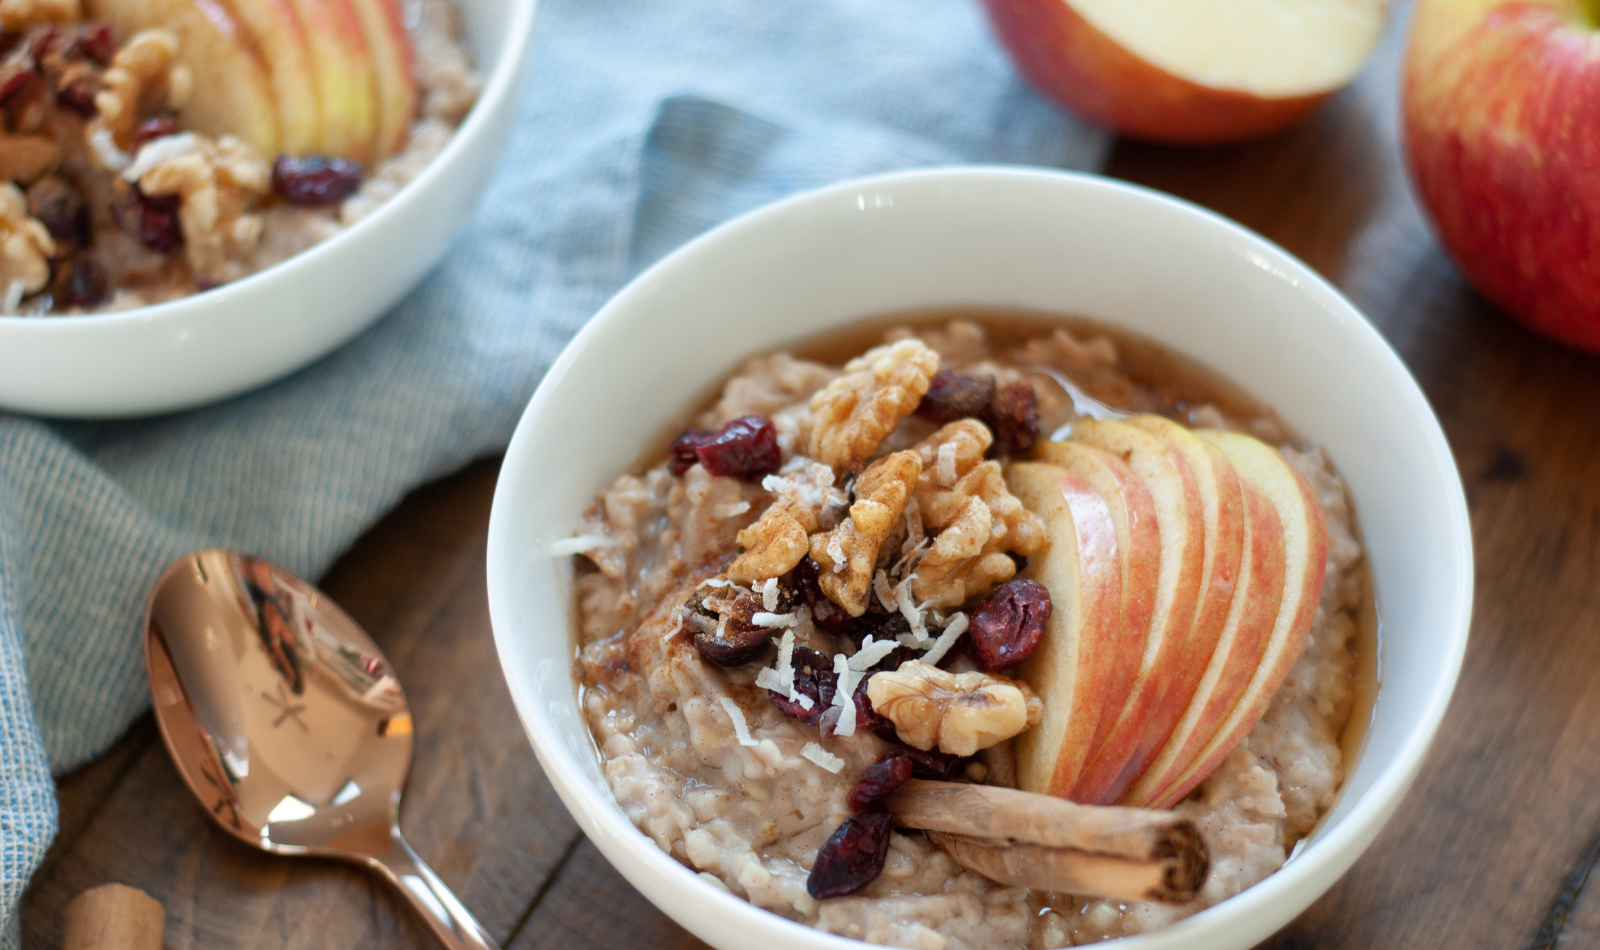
[349,0,417,161]
[978,0,1329,144]
[1403,0,1600,352]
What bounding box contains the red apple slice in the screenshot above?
[1009,461,1121,797]
[286,0,377,163]
[84,0,280,155]
[1150,430,1328,809]
[1031,440,1158,758]
[349,0,417,161]
[1065,418,1205,805]
[1122,473,1285,807]
[979,0,1389,144]
[217,0,322,155]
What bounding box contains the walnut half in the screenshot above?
[867,660,1042,757]
[810,449,921,616]
[806,338,939,469]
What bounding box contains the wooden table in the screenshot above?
[20,13,1600,950]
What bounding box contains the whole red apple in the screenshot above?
[979,0,1388,144]
[1404,0,1600,351]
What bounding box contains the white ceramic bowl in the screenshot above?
[487,167,1473,950]
[0,0,537,418]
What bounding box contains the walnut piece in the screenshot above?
[806,339,939,469]
[89,29,191,158]
[126,133,270,284]
[0,181,55,299]
[0,0,78,30]
[910,420,1048,608]
[0,135,59,187]
[809,450,921,617]
[866,660,1042,757]
[727,461,846,583]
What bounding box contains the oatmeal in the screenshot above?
[569,317,1365,948]
[0,0,480,315]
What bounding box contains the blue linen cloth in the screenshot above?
[0,0,1106,941]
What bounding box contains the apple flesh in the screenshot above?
[348,0,417,161]
[1031,440,1159,758]
[217,0,322,156]
[1122,474,1286,807]
[1063,419,1205,805]
[1403,0,1600,352]
[1009,462,1122,798]
[1147,430,1328,809]
[979,0,1389,144]
[84,0,281,155]
[286,0,378,164]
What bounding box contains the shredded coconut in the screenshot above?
[873,570,897,612]
[761,577,778,611]
[849,635,899,672]
[801,742,845,773]
[548,534,613,556]
[919,613,969,667]
[718,696,759,747]
[752,611,798,629]
[902,496,925,556]
[826,533,846,573]
[121,132,199,181]
[714,501,751,519]
[754,667,783,691]
[88,127,131,172]
[831,653,858,737]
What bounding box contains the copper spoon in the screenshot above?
[144,550,499,950]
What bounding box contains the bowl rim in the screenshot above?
[487,165,1474,949]
[0,0,538,331]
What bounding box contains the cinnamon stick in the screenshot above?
[887,779,1209,904]
[927,832,1207,904]
[62,884,165,950]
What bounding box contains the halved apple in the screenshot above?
[348,0,417,161]
[1009,462,1122,798]
[1031,440,1158,758]
[1065,418,1205,805]
[217,0,322,155]
[979,0,1390,144]
[1148,430,1328,809]
[84,0,280,155]
[285,0,377,163]
[1122,473,1286,807]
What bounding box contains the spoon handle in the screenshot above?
[368,833,501,950]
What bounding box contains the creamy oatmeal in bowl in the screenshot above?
[563,314,1369,947]
[486,168,1473,950]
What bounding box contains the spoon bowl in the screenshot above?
[145,550,498,949]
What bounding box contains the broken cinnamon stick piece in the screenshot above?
[62,883,165,950]
[886,778,1204,860]
[927,831,1207,904]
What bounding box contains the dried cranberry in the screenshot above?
[790,557,857,636]
[0,63,30,103]
[0,31,18,59]
[272,154,363,207]
[26,176,89,246]
[134,190,182,253]
[768,646,836,724]
[75,24,116,66]
[851,673,899,742]
[918,371,996,424]
[983,381,1040,456]
[807,810,892,900]
[56,255,105,308]
[53,68,98,115]
[28,29,58,61]
[130,114,177,151]
[684,589,771,667]
[668,415,780,482]
[969,578,1051,671]
[846,752,913,812]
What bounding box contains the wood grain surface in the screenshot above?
[20,7,1600,948]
